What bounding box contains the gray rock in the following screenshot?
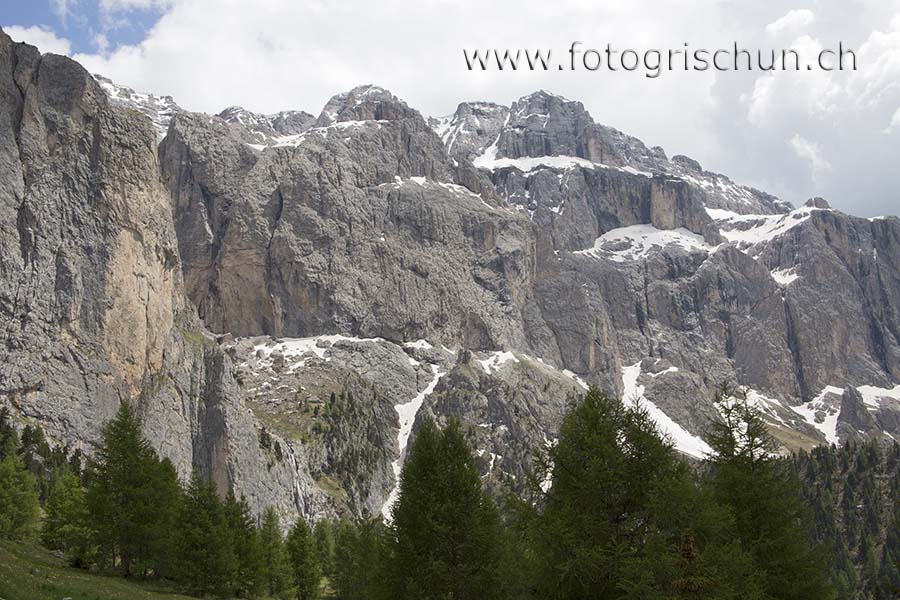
[0,29,322,526]
[217,105,316,145]
[838,387,878,439]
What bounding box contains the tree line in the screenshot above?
[796,439,900,598]
[0,404,316,598]
[0,386,891,599]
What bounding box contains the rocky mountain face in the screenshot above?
[0,30,328,522]
[94,74,181,141]
[2,27,900,524]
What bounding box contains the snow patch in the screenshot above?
[381,364,446,520]
[790,386,843,445]
[475,154,591,172]
[248,334,382,372]
[561,369,589,390]
[739,389,793,426]
[403,339,433,350]
[771,267,800,285]
[576,225,715,262]
[649,366,679,377]
[478,351,520,374]
[621,362,712,458]
[857,384,900,408]
[621,165,653,178]
[715,206,826,252]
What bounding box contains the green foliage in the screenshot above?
[0,453,40,539]
[261,507,293,599]
[706,386,836,600]
[286,518,321,600]
[174,472,236,597]
[41,468,95,566]
[85,402,180,577]
[313,519,336,578]
[5,381,897,599]
[0,407,19,459]
[224,490,266,598]
[332,518,388,600]
[795,440,900,598]
[387,417,505,600]
[527,388,764,600]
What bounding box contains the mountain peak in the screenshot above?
[94,74,181,140]
[518,89,572,103]
[216,105,315,137]
[316,84,416,126]
[217,105,271,128]
[805,197,831,209]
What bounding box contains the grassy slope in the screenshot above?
[0,540,193,600]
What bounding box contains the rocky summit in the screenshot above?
[2,28,899,523]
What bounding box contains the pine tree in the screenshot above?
[174,471,236,597]
[0,408,18,460]
[286,518,321,600]
[41,468,95,566]
[388,417,504,600]
[0,452,40,539]
[260,507,292,599]
[145,457,182,578]
[313,519,336,579]
[86,402,180,576]
[224,490,265,598]
[528,388,765,600]
[706,386,836,600]
[333,518,388,600]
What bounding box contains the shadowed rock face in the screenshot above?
[3,26,900,523]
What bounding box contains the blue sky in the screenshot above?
[4,0,163,54]
[3,0,900,217]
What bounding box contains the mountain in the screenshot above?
[2,27,900,523]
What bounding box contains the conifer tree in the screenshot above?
[41,468,94,566]
[224,490,266,598]
[85,402,179,577]
[0,452,40,539]
[333,518,388,600]
[313,519,336,579]
[260,507,292,599]
[175,471,236,597]
[286,518,321,600]
[530,388,763,600]
[0,407,18,459]
[388,417,504,600]
[706,386,836,600]
[146,457,182,578]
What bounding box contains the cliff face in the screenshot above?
[3,28,900,524]
[0,30,330,523]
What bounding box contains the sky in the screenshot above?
[3,0,900,217]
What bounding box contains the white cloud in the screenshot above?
[2,25,72,56]
[887,107,900,132]
[714,9,900,214]
[100,0,172,12]
[745,35,842,127]
[93,33,109,55]
[51,0,75,23]
[765,9,815,36]
[790,134,831,182]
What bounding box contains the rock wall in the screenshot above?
[0,30,322,524]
